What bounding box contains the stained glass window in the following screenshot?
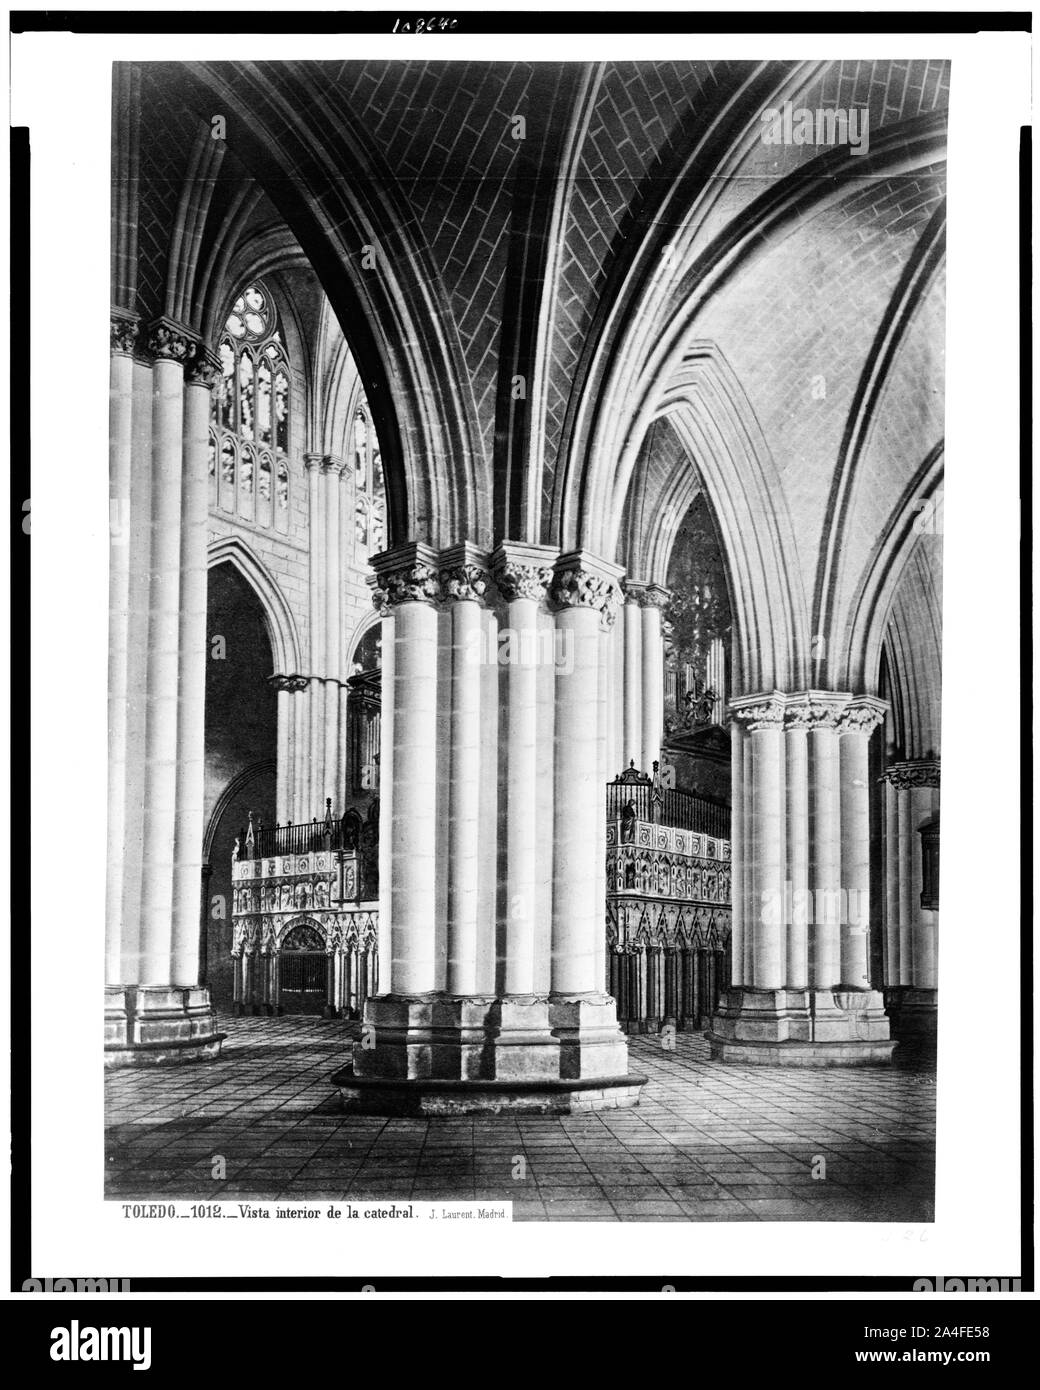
[209,281,291,529]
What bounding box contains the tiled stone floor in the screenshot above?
[105,1015,935,1221]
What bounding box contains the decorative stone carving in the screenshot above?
[186,347,221,390]
[494,561,552,603]
[733,690,887,733]
[490,541,556,606]
[110,311,139,356]
[439,562,492,604]
[838,696,888,736]
[881,758,941,790]
[730,693,785,730]
[550,559,622,627]
[146,316,198,365]
[782,691,850,730]
[371,544,442,609]
[623,580,670,609]
[267,673,310,694]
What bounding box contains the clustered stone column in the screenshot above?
[298,453,353,822]
[171,346,221,986]
[338,542,643,1112]
[619,581,670,775]
[709,689,893,1065]
[880,758,940,1036]
[440,544,489,997]
[107,312,138,996]
[304,452,325,816]
[492,543,554,1002]
[106,312,224,1065]
[639,585,669,776]
[548,553,630,1079]
[622,583,644,769]
[321,455,346,811]
[268,673,309,825]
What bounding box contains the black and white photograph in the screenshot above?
[10,2,1030,1331]
[101,49,950,1223]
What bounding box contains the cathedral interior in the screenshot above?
[106,57,944,1220]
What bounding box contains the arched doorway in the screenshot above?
[662,491,734,806]
[278,923,329,1015]
[203,561,278,1011]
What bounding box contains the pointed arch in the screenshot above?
[562,109,948,561]
[345,608,383,672]
[839,441,944,694]
[175,59,488,550]
[883,541,943,762]
[620,341,808,694]
[207,536,302,674]
[202,757,276,862]
[814,203,946,668]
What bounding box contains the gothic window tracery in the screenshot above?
[209,283,291,533]
[352,404,386,557]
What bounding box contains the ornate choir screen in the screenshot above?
[230,804,380,1017]
[606,763,732,1033]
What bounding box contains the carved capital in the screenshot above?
[623,581,671,610]
[730,692,786,731]
[881,758,941,791]
[321,454,347,476]
[146,315,198,365]
[268,673,310,694]
[440,562,492,604]
[783,690,851,731]
[642,584,672,611]
[495,561,552,603]
[550,550,623,627]
[303,452,324,473]
[438,542,492,604]
[491,541,555,604]
[838,696,888,737]
[368,575,391,618]
[497,564,552,603]
[186,347,221,390]
[370,543,442,608]
[110,310,140,356]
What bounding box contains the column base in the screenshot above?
[333,992,646,1113]
[707,988,895,1066]
[884,987,938,1038]
[104,985,226,1068]
[549,993,632,1080]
